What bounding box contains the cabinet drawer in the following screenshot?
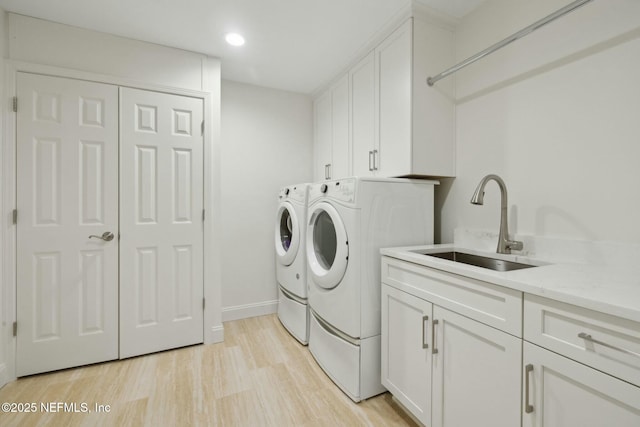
[524,294,640,387]
[381,257,522,337]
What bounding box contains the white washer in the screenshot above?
[275,183,310,344]
[306,177,437,402]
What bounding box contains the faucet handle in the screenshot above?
[507,240,524,252]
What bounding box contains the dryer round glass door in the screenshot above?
[306,202,348,289]
[275,202,299,266]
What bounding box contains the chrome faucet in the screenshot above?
[470,174,523,254]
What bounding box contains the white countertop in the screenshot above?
[381,244,640,324]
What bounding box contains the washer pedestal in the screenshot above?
[277,286,308,344]
[309,311,386,402]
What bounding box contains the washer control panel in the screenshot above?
[278,184,308,203]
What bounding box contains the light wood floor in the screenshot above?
[0,314,417,426]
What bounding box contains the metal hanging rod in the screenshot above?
[426,0,595,86]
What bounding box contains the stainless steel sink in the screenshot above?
[415,251,537,272]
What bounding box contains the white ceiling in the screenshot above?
[0,0,485,94]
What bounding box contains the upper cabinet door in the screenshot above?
[350,51,375,177]
[330,74,350,180]
[376,19,412,178]
[313,92,332,181]
[313,75,350,182]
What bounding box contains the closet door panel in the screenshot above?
[16,72,119,376]
[119,87,204,358]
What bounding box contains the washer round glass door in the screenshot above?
[275,202,299,266]
[306,202,348,290]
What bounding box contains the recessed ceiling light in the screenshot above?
[225,33,245,47]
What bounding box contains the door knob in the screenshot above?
[89,231,115,242]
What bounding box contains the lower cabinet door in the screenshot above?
[523,341,640,427]
[432,306,522,427]
[381,284,433,426]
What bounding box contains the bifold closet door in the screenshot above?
[119,87,204,358]
[16,73,119,376]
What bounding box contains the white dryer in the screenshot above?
[275,183,309,344]
[306,177,437,402]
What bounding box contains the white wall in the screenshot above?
[440,0,640,245]
[220,80,312,320]
[9,14,206,91]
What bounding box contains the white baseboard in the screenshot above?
[0,363,10,390]
[222,300,278,322]
[205,324,224,344]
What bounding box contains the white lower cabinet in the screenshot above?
[522,295,640,426]
[431,306,521,427]
[382,256,640,427]
[523,341,640,427]
[382,285,433,425]
[381,281,521,427]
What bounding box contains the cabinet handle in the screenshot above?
[432,319,439,354]
[422,315,429,349]
[578,332,640,358]
[328,163,332,180]
[325,164,331,180]
[373,149,378,170]
[368,151,374,171]
[525,364,534,413]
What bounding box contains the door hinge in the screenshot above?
[202,298,205,310]
[201,120,204,136]
[202,209,205,222]
[12,322,17,337]
[12,96,17,113]
[12,209,17,225]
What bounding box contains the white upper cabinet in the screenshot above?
[375,17,455,177]
[375,20,412,177]
[313,14,456,181]
[410,17,456,177]
[313,91,332,181]
[313,75,349,182]
[331,74,350,180]
[350,51,376,177]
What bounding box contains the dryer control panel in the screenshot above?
[308,178,356,204]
